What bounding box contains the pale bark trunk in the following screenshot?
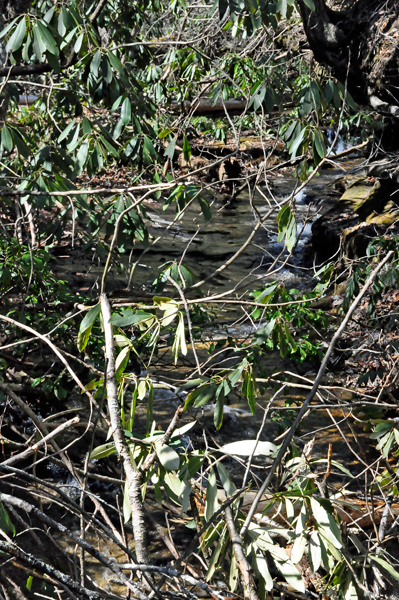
[100,293,149,565]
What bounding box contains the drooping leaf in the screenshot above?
[77,303,101,351]
[309,530,321,572]
[90,441,117,460]
[303,0,315,10]
[311,498,342,549]
[205,468,219,521]
[164,139,176,160]
[254,553,273,591]
[36,20,59,55]
[155,442,180,471]
[1,125,13,153]
[115,346,130,379]
[291,534,307,564]
[0,502,15,536]
[123,480,132,523]
[109,310,154,328]
[370,554,399,581]
[6,17,26,53]
[217,462,236,496]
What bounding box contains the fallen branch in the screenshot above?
[240,250,394,538]
[225,505,259,600]
[0,493,149,600]
[1,416,79,466]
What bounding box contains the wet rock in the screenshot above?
[218,158,240,182]
[312,173,399,259]
[312,208,362,259]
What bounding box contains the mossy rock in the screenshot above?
[366,200,399,225]
[338,180,380,214]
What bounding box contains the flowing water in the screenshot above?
[48,156,381,592]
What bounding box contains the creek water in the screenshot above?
[50,156,379,593]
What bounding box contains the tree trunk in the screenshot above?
[295,0,399,116]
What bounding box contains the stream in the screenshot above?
[47,154,381,593]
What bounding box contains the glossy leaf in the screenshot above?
[6,17,26,52]
[309,530,321,572]
[155,442,180,471]
[77,303,101,352]
[205,468,219,521]
[221,440,277,457]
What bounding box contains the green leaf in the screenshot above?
[146,382,153,434]
[120,97,131,125]
[79,304,101,333]
[43,6,55,24]
[0,502,15,536]
[143,135,157,164]
[155,442,180,471]
[12,129,29,158]
[370,554,399,581]
[90,441,117,460]
[77,303,101,352]
[109,309,154,327]
[161,303,179,326]
[275,557,305,593]
[101,136,119,158]
[58,120,75,142]
[164,139,176,160]
[288,127,306,159]
[1,125,13,153]
[6,17,26,53]
[74,32,84,53]
[252,319,276,345]
[254,553,273,591]
[184,383,216,410]
[198,197,212,221]
[75,139,89,175]
[172,313,187,364]
[159,129,173,139]
[311,498,342,549]
[0,17,20,40]
[90,49,102,76]
[36,20,59,55]
[26,575,33,591]
[58,9,67,37]
[206,527,226,581]
[32,23,46,62]
[291,534,307,564]
[171,421,197,439]
[217,462,236,497]
[183,136,191,162]
[108,50,124,74]
[309,530,321,572]
[205,468,219,521]
[303,0,315,9]
[214,386,225,429]
[115,346,130,379]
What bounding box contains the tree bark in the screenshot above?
[100,293,150,566]
[295,0,399,115]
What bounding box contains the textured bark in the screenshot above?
[100,293,150,566]
[225,506,260,600]
[295,0,399,114]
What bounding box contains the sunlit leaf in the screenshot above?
[221,440,277,457]
[155,442,180,471]
[6,17,26,52]
[205,468,219,521]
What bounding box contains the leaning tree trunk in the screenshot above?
[295,0,399,117]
